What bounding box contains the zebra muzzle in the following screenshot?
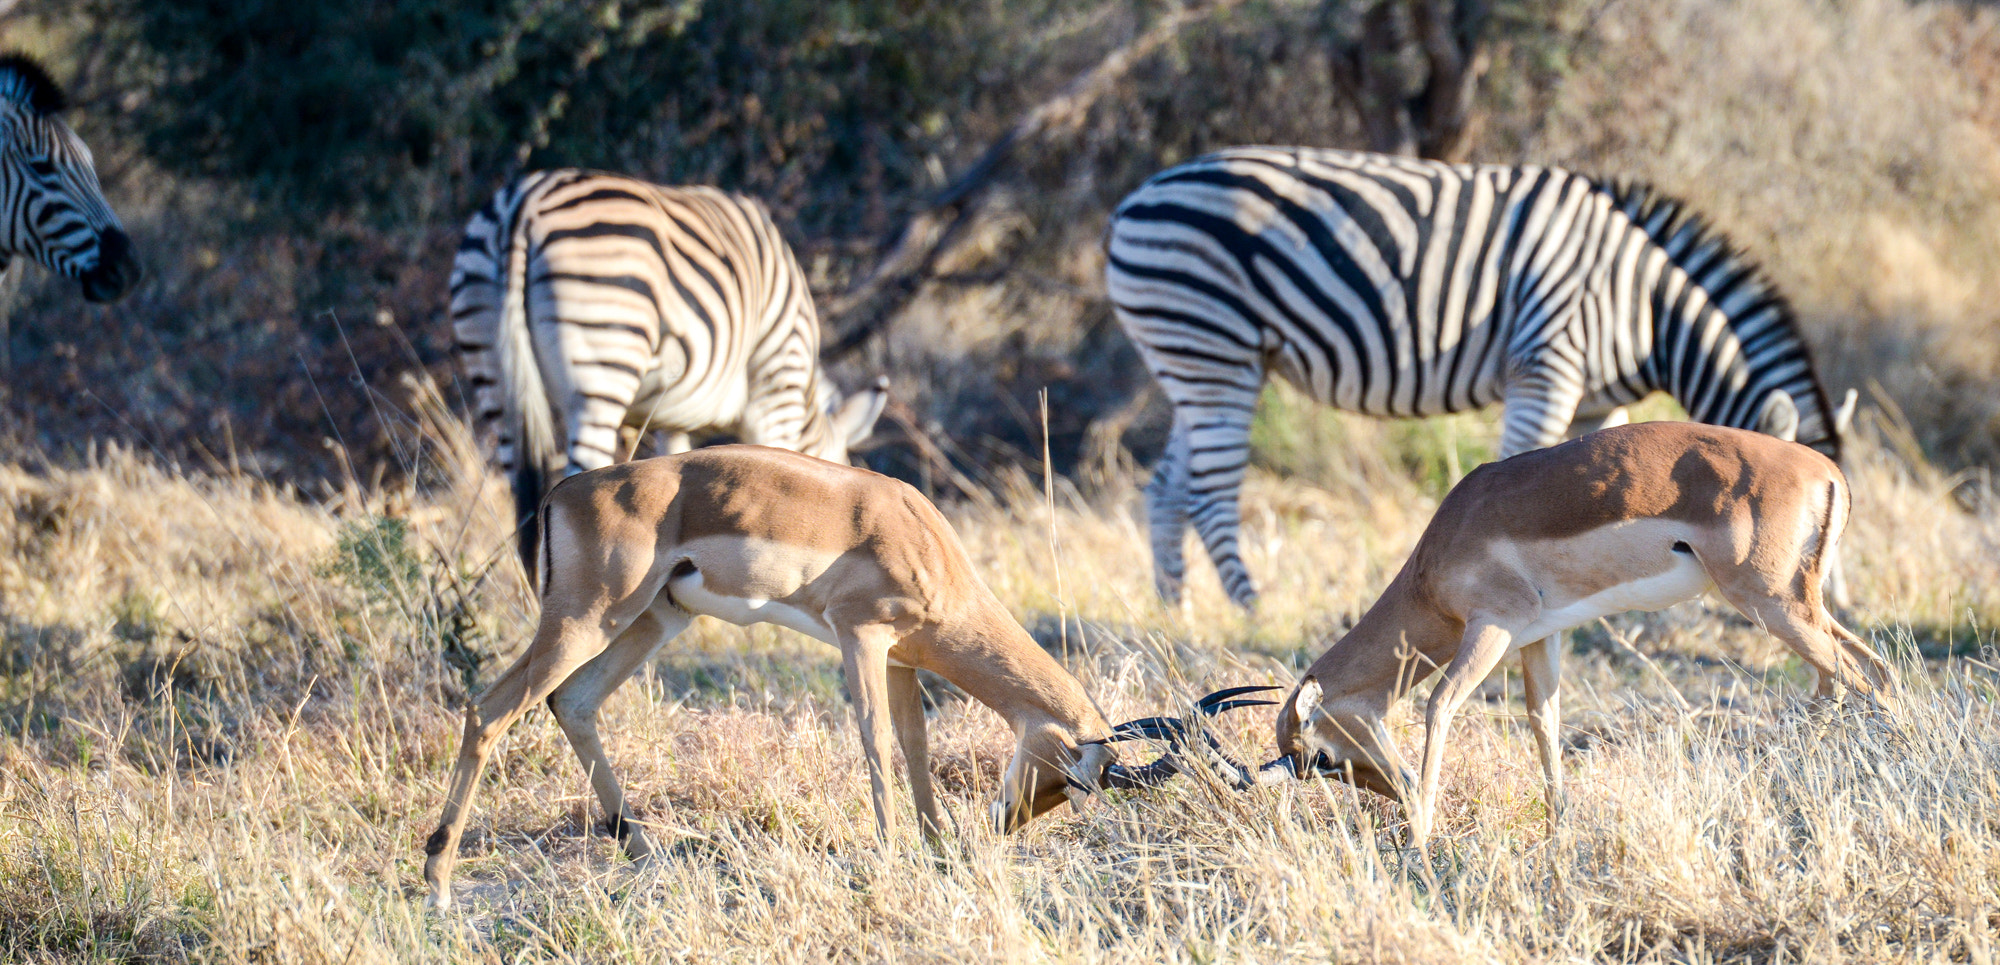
[81,227,140,303]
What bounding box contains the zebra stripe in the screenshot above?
[1107,146,1840,609]
[0,54,139,304]
[450,170,886,568]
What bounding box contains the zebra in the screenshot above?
[1106,146,1854,610]
[0,54,140,305]
[450,169,887,569]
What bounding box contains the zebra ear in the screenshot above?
[832,376,890,449]
[1757,391,1800,442]
[1833,388,1858,436]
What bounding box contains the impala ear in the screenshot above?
[1290,676,1323,728]
[1065,742,1117,803]
[1833,388,1858,437]
[1757,391,1800,442]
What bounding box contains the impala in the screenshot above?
[422,445,1266,910]
[1113,422,1895,847]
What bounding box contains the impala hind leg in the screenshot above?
[1716,585,1895,710]
[1412,619,1518,848]
[887,666,941,840]
[423,618,627,910]
[1780,605,1895,709]
[547,602,692,864]
[1519,637,1567,826]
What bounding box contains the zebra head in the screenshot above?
[0,54,139,303]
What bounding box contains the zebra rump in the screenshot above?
[1105,146,1843,610]
[450,170,887,571]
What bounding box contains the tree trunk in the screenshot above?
[1324,0,1488,162]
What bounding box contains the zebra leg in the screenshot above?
[1184,406,1262,611]
[1566,405,1630,439]
[564,395,633,476]
[1497,366,1588,459]
[1145,418,1194,608]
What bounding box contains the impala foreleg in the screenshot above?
[547,601,692,864]
[1518,636,1566,826]
[1412,619,1517,848]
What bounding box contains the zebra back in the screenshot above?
[1108,147,1839,457]
[1105,146,1844,609]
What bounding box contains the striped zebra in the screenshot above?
[451,169,887,568]
[1106,146,1853,610]
[0,54,140,304]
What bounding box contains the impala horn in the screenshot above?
[1086,686,1293,790]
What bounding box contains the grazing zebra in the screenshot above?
[1106,146,1851,610]
[451,169,887,569]
[0,54,140,304]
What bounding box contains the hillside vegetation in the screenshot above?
[1,0,1998,477]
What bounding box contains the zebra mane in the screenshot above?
[1600,179,1789,319]
[1603,178,1839,454]
[0,54,67,116]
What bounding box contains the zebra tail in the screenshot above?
[496,186,561,574]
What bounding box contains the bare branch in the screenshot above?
[824,0,1251,360]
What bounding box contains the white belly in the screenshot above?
[1515,549,1713,644]
[666,568,837,645]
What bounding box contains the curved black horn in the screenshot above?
[1095,686,1281,790]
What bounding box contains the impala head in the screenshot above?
[992,719,1207,833]
[802,375,890,465]
[1269,676,1413,799]
[0,55,140,303]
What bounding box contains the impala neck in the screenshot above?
[1305,572,1464,709]
[931,596,1112,743]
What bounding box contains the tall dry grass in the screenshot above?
[0,378,1996,962]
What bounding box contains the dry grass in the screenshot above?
[4,1,2000,960]
[0,388,1996,964]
